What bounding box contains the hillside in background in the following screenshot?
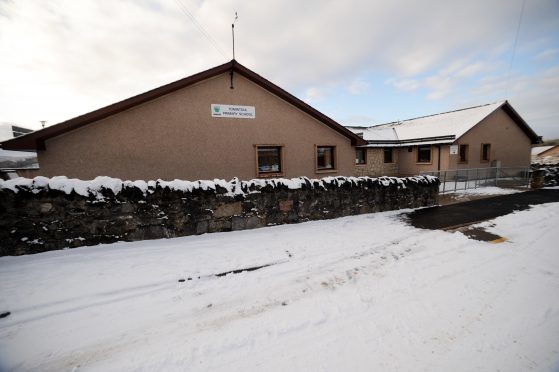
[537,138,559,146]
[0,150,38,169]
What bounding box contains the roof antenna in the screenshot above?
[40,120,47,128]
[230,12,238,89]
[232,12,238,60]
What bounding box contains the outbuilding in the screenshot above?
[348,101,540,177]
[532,145,559,158]
[531,145,559,165]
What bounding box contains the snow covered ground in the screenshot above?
[439,186,526,205]
[1,203,558,371]
[446,185,523,196]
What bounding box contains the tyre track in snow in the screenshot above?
[25,217,435,371]
[3,205,559,371]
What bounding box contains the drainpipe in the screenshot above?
[437,144,441,172]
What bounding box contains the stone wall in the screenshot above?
[531,164,559,187]
[355,148,399,177]
[0,175,439,256]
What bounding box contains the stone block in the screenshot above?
[196,220,208,234]
[245,216,264,229]
[278,199,293,212]
[213,202,242,218]
[231,216,246,231]
[208,220,224,233]
[120,202,135,213]
[39,203,53,215]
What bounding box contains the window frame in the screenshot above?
[480,143,491,162]
[416,145,432,164]
[255,144,284,178]
[458,144,469,164]
[383,148,393,164]
[355,148,367,166]
[315,145,337,173]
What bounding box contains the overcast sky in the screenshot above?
[1,0,558,139]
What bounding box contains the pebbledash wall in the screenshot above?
[0,175,439,256]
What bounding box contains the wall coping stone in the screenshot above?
[0,175,439,199]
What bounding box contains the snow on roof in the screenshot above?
[348,101,505,144]
[531,146,555,156]
[363,139,455,148]
[0,122,35,143]
[0,123,16,142]
[347,126,398,141]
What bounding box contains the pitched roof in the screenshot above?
[531,145,558,156]
[1,60,366,151]
[347,101,540,147]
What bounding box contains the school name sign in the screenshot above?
[211,104,255,119]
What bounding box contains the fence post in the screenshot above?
[442,170,447,194]
[495,167,500,187]
[475,168,479,189]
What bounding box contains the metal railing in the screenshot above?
[421,167,531,194]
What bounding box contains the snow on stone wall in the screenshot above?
[0,175,439,256]
[0,175,439,199]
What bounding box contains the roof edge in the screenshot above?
[1,60,235,150]
[1,60,365,150]
[231,63,366,145]
[370,100,507,129]
[354,100,541,145]
[362,135,456,146]
[453,100,541,145]
[499,101,541,144]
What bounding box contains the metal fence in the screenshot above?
[421,167,531,194]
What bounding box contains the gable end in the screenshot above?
[1,60,365,151]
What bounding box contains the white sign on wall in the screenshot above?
[211,104,255,119]
[449,145,458,155]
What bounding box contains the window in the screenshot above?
[384,148,393,163]
[355,148,366,165]
[481,143,491,162]
[256,146,283,176]
[459,144,469,163]
[417,145,431,163]
[316,146,336,171]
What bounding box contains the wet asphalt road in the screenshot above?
[407,189,559,230]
